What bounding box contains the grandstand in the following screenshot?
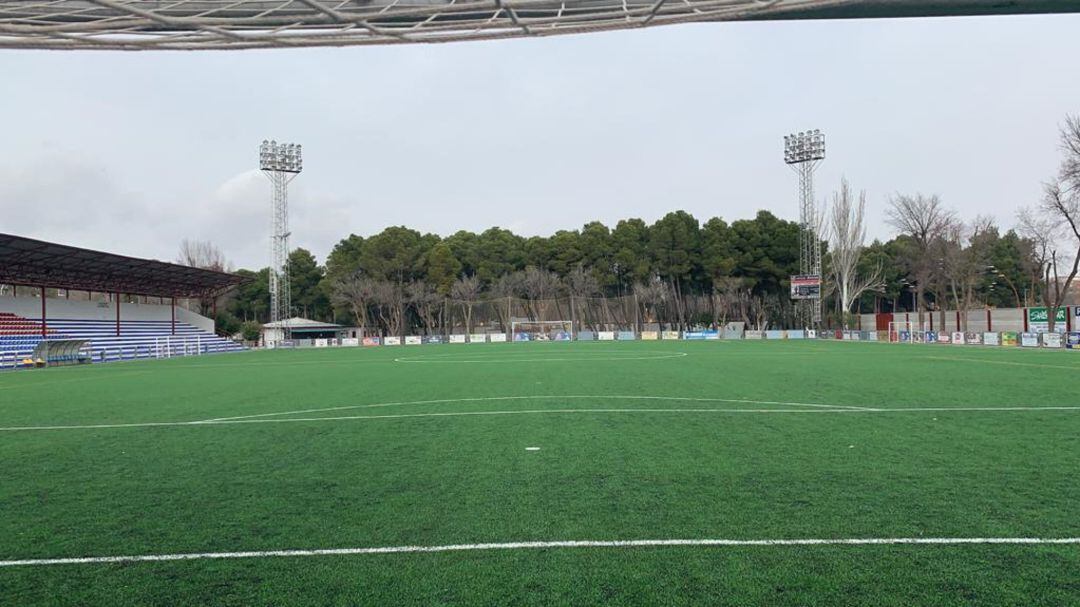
[0,233,249,369]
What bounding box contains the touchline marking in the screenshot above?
[394,352,690,364]
[3,537,1078,568]
[3,406,1080,432]
[926,356,1080,372]
[201,394,870,423]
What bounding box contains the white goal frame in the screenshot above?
[511,320,574,342]
[888,321,919,343]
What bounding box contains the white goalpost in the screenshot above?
[511,320,574,342]
[888,321,917,343]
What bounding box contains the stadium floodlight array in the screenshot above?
[2,1,1075,51]
[783,129,825,327]
[260,141,303,174]
[260,140,303,345]
[783,130,825,165]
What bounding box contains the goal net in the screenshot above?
[888,321,917,343]
[512,320,573,342]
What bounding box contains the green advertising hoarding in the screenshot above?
[1028,307,1067,332]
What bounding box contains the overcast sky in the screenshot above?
[2,14,1079,269]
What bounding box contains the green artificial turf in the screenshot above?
[1,340,1078,605]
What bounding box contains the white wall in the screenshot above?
[0,295,214,333]
[862,308,1035,334]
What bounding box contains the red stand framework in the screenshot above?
[0,233,249,338]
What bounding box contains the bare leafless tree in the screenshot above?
[451,274,482,334]
[177,239,230,272]
[634,276,669,328]
[828,179,883,328]
[1013,116,1080,332]
[177,239,233,316]
[886,193,955,325]
[371,280,405,337]
[522,266,562,321]
[406,281,443,335]
[329,272,376,331]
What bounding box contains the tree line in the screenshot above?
[206,115,1080,336]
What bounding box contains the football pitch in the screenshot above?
[1,340,1079,605]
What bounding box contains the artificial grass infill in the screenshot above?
[1,340,1078,605]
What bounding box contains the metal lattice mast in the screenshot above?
[784,129,825,327]
[259,140,302,344]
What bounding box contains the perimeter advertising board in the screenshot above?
[1001,331,1018,346]
[964,332,981,345]
[1020,333,1040,347]
[383,336,402,346]
[1042,333,1063,348]
[489,333,507,343]
[449,334,467,344]
[617,331,636,340]
[422,335,445,345]
[983,332,1000,346]
[745,330,764,339]
[405,335,422,345]
[469,334,488,343]
[661,330,680,340]
[641,331,659,340]
[790,274,822,299]
[598,331,615,341]
[341,338,360,347]
[683,330,719,340]
[951,332,964,345]
[1067,332,1080,349]
[362,337,381,346]
[1028,307,1067,333]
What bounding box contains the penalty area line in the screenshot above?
[3,405,1080,432]
[3,537,1079,568]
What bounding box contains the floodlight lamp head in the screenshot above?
[783,129,825,164]
[259,139,303,173]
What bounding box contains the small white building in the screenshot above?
[261,317,346,346]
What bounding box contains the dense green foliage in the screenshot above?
[1,340,1078,605]
[216,210,1042,333]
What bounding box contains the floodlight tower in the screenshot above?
[259,140,302,344]
[783,129,825,326]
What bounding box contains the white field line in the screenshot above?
[393,352,690,364]
[925,356,1080,372]
[3,537,1078,568]
[3,405,1080,432]
[201,394,871,423]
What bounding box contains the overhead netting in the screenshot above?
[0,0,850,50]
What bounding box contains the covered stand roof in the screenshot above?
[0,233,250,298]
[0,0,1076,50]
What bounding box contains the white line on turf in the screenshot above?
[393,352,690,364]
[2,405,1079,432]
[200,394,871,423]
[2,537,1078,568]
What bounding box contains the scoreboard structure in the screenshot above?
[790,275,822,300]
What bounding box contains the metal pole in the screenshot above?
[40,286,46,338]
[171,297,176,335]
[115,293,121,336]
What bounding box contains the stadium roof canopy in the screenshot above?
[0,233,249,298]
[1,0,1077,51]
